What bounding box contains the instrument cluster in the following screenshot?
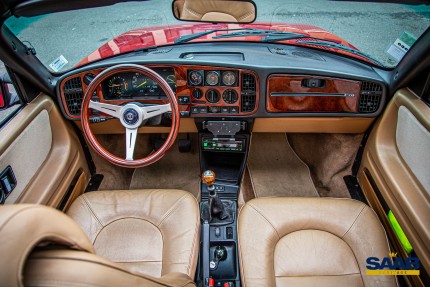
[102,67,176,100]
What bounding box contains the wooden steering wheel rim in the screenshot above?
[80,64,180,168]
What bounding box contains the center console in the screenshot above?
[196,119,251,287]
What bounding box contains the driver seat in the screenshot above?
[0,189,199,287]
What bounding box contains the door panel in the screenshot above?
[359,88,430,276]
[0,94,90,208]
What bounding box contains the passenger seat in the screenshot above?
[238,197,397,287]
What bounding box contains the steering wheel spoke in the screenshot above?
[89,100,121,118]
[141,104,171,119]
[125,128,138,161]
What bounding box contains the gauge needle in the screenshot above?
[136,81,147,88]
[109,84,120,87]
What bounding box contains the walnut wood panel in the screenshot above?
[59,65,259,119]
[267,75,360,113]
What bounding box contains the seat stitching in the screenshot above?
[247,203,281,239]
[340,206,367,287]
[81,195,104,228]
[157,194,188,227]
[93,217,162,245]
[340,205,366,239]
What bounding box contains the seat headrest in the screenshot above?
[0,204,94,287]
[179,0,256,23]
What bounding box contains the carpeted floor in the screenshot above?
[288,133,363,198]
[247,133,320,198]
[129,134,201,199]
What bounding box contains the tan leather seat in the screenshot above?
[174,0,256,23]
[238,197,398,287]
[0,189,199,287]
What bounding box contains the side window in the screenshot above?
[0,61,22,126]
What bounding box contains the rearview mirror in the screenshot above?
[172,0,256,23]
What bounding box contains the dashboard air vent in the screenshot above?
[358,81,383,113]
[63,77,83,116]
[241,73,257,112]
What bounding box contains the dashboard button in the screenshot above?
[191,107,200,114]
[230,106,239,114]
[180,111,190,117]
[209,106,220,113]
[199,106,208,114]
[178,95,190,104]
[221,107,229,113]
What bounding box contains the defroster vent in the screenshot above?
[358,81,383,113]
[241,73,257,112]
[63,77,83,116]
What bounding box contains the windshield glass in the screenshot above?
[4,0,430,72]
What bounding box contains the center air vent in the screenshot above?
[241,73,257,112]
[63,77,83,116]
[358,81,383,113]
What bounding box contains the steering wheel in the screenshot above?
[80,64,180,168]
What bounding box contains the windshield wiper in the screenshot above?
[261,34,382,65]
[293,39,384,66]
[174,28,256,44]
[212,29,306,39]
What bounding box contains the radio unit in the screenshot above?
[202,138,245,152]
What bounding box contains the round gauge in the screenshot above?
[107,76,128,98]
[206,71,220,86]
[222,89,238,104]
[132,73,159,95]
[205,89,220,103]
[193,88,203,99]
[132,73,149,93]
[222,71,236,86]
[189,70,203,86]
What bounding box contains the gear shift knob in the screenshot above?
[202,170,216,191]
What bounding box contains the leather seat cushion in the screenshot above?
[67,189,200,279]
[238,197,397,287]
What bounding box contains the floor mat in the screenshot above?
[288,133,363,198]
[129,135,201,199]
[247,133,319,198]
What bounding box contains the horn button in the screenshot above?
[123,108,140,125]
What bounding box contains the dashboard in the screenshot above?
[57,42,387,132]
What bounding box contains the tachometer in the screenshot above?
[108,76,128,98]
[206,71,220,86]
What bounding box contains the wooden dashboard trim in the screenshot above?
[253,117,374,133]
[266,74,361,113]
[59,65,259,119]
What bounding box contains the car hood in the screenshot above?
[78,22,370,67]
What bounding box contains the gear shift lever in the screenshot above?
[202,170,228,221]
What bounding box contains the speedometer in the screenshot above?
[132,73,159,95]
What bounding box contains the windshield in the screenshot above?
[4,0,430,72]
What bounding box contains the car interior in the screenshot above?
[0,0,429,287]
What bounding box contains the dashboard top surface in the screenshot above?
[57,42,388,120]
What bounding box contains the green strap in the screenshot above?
[388,210,413,254]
